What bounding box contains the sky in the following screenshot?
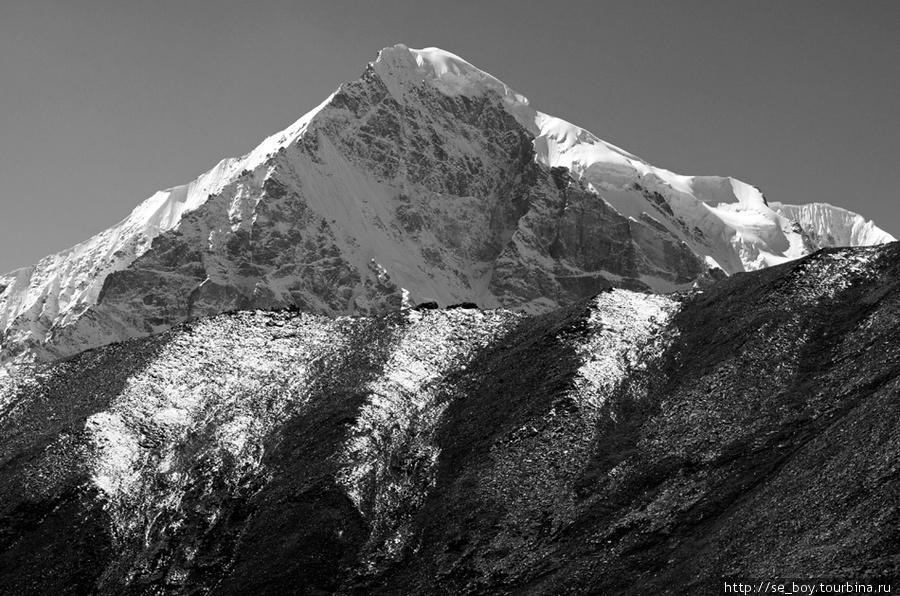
[1,0,898,274]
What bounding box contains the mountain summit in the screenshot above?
[0,44,893,364]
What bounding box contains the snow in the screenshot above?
[249,92,335,163]
[337,307,519,565]
[771,202,896,247]
[2,43,895,367]
[84,310,344,539]
[573,290,679,410]
[705,255,725,271]
[382,45,892,276]
[278,129,492,309]
[79,306,523,555]
[0,88,334,358]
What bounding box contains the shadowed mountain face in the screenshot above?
[0,45,891,367]
[1,242,898,595]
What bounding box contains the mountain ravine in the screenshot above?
[0,45,892,367]
[1,241,898,595]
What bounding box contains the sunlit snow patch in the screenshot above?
[573,290,679,410]
[338,307,518,568]
[85,311,344,555]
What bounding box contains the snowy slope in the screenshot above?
[771,201,895,248]
[0,95,333,363]
[0,44,893,366]
[378,46,893,272]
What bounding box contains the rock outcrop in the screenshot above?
[1,241,898,594]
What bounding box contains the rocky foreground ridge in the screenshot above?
[1,241,898,595]
[0,45,893,366]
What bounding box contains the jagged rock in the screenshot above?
[0,45,893,368]
[446,302,479,310]
[412,301,440,311]
[1,242,899,594]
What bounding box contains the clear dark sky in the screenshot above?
[1,0,897,274]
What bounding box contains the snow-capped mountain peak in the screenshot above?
[374,45,525,103]
[369,45,858,273]
[0,44,893,366]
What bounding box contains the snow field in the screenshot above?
[573,290,680,411]
[337,306,520,567]
[84,310,345,553]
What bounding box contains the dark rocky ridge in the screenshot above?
[1,242,898,594]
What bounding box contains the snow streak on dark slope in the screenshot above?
[1,242,898,595]
[0,45,892,367]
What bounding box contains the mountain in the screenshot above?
[1,241,898,595]
[0,44,893,366]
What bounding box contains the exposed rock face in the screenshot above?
[0,45,893,366]
[1,242,898,595]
